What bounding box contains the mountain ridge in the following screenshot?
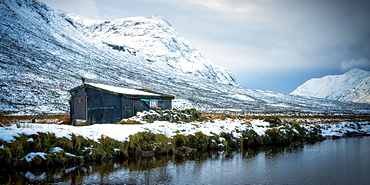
[68,13,238,86]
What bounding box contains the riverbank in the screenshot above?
[1,109,370,168]
[2,137,369,184]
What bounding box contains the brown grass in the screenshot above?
[0,114,71,125]
[56,114,70,125]
[1,111,369,127]
[201,112,370,123]
[0,114,12,127]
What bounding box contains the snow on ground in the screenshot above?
[0,119,269,142]
[0,119,369,143]
[319,121,370,137]
[292,118,370,137]
[24,152,48,162]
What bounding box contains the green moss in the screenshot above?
[128,131,174,156]
[263,117,282,127]
[241,129,262,146]
[128,108,204,123]
[173,134,189,148]
[220,132,239,149]
[187,132,216,149]
[0,145,12,163]
[263,129,286,145]
[92,135,127,161]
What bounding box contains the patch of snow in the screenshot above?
[24,152,48,162]
[25,172,47,181]
[231,94,255,101]
[65,153,77,157]
[50,147,64,153]
[172,99,195,110]
[114,148,120,152]
[86,83,166,97]
[65,167,77,173]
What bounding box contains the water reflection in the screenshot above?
[1,137,369,184]
[1,146,300,184]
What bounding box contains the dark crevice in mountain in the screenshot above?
[103,42,126,52]
[65,17,77,28]
[101,42,138,56]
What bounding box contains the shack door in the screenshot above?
[72,88,86,120]
[122,98,134,118]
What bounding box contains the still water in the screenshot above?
[2,137,370,184]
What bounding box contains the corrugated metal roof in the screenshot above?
[86,83,166,97]
[69,83,174,98]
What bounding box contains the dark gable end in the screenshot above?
[69,83,174,125]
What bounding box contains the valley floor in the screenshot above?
[1,111,369,168]
[1,116,370,143]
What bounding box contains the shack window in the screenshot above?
[77,98,83,103]
[150,100,159,108]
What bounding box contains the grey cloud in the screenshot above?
[38,0,370,93]
[40,0,101,19]
[340,58,370,71]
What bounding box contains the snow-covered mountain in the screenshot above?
[1,0,369,116]
[291,68,370,103]
[69,14,237,86]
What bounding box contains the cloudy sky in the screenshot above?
[40,0,370,94]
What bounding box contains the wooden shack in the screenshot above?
[69,83,175,125]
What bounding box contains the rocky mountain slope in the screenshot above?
[291,68,370,103]
[69,14,237,86]
[1,0,369,116]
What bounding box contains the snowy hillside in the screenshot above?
[1,0,370,116]
[291,69,370,103]
[338,76,370,103]
[69,14,237,86]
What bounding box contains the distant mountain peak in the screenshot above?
[291,69,370,103]
[346,68,369,76]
